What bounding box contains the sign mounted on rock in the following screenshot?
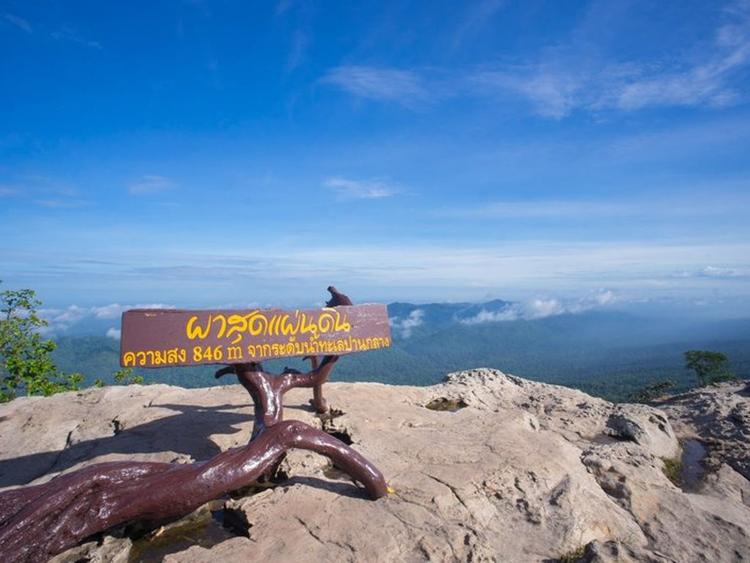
[0,287,392,563]
[120,303,391,368]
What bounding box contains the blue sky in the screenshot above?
[1,0,750,313]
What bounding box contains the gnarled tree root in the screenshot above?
[0,420,387,563]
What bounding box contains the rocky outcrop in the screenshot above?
[658,379,750,480]
[1,369,749,562]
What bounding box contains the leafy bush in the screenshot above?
[113,367,144,385]
[0,282,84,402]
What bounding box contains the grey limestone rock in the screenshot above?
[1,370,749,562]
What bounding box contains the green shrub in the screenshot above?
[0,282,84,402]
[113,367,144,385]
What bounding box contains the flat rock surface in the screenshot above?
[1,369,749,562]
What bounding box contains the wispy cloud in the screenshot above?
[459,307,519,324]
[323,176,399,199]
[276,0,294,16]
[612,3,750,111]
[127,175,176,195]
[474,1,750,117]
[0,177,92,208]
[3,13,31,33]
[440,193,750,219]
[326,1,750,118]
[106,328,121,340]
[34,199,89,209]
[470,64,587,119]
[453,0,505,49]
[390,309,424,338]
[675,265,750,279]
[446,199,627,219]
[287,29,308,72]
[7,238,750,308]
[51,26,102,49]
[322,65,428,107]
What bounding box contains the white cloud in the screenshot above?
[0,185,19,197]
[471,66,583,119]
[613,3,750,111]
[703,266,747,277]
[51,26,101,49]
[324,176,399,199]
[39,303,174,334]
[326,2,750,119]
[564,289,615,313]
[322,65,428,106]
[106,327,121,340]
[676,266,749,279]
[527,298,565,318]
[453,0,506,49]
[10,237,750,309]
[478,2,750,117]
[38,305,89,333]
[34,199,89,208]
[447,199,627,218]
[589,289,616,306]
[390,309,424,338]
[92,303,172,319]
[461,290,617,324]
[91,304,127,319]
[440,192,750,220]
[460,307,521,324]
[3,13,31,33]
[127,175,175,195]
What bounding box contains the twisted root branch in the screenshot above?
[0,420,387,562]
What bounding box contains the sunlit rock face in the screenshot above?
[2,370,749,562]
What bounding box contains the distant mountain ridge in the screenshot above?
[50,298,750,402]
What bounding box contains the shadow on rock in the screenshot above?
[0,403,250,488]
[281,475,372,499]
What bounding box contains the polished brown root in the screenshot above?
[0,420,387,562]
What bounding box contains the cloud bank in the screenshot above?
[460,290,616,324]
[39,303,173,334]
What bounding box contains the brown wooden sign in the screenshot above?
[120,304,391,368]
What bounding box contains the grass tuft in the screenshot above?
[661,457,682,486]
[559,544,587,563]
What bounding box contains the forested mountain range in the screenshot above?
[52,301,750,402]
